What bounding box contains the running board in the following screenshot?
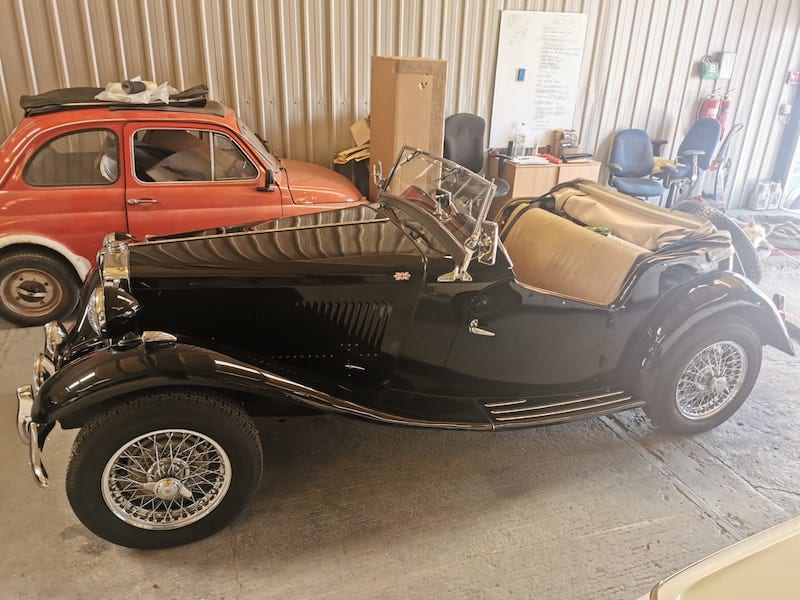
[483,390,643,429]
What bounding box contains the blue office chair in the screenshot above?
[444,113,510,199]
[658,118,722,207]
[607,129,664,200]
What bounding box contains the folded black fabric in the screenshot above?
[19,84,209,115]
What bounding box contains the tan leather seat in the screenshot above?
[502,208,649,306]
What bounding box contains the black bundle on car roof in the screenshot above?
[19,84,211,116]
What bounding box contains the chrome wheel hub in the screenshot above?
[101,429,231,530]
[0,268,63,317]
[675,341,747,420]
[154,478,181,500]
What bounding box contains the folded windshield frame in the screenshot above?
[378,147,496,280]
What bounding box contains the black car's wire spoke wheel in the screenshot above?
[0,250,79,326]
[675,341,747,420]
[101,429,232,531]
[644,316,761,434]
[66,389,262,549]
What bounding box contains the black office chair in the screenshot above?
[444,113,510,199]
[657,118,722,207]
[607,129,665,201]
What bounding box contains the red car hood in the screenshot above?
[280,159,365,204]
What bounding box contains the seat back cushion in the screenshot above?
[502,208,648,306]
[609,129,654,177]
[443,113,485,173]
[551,181,714,250]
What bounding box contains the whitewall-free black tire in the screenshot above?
[643,316,762,434]
[66,389,263,549]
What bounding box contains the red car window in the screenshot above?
[24,129,118,187]
[132,129,257,183]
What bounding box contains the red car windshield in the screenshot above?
[237,119,279,172]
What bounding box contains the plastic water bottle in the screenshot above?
[749,180,770,210]
[767,181,783,209]
[513,122,528,157]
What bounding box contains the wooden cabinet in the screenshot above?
[487,157,601,199]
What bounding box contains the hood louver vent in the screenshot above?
[303,301,392,352]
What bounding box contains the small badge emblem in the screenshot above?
[394,271,411,281]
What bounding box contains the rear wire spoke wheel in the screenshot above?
[644,316,761,434]
[66,390,262,549]
[675,341,747,419]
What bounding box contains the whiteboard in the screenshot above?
[489,11,588,149]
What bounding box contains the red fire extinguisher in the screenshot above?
[698,90,721,120]
[716,90,733,139]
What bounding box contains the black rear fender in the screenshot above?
[624,271,794,394]
[34,342,323,429]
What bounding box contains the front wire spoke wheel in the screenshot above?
[101,429,232,531]
[675,341,747,420]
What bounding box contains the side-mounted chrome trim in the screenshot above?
[210,356,489,431]
[132,217,390,247]
[482,390,641,427]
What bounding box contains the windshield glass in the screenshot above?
[237,119,279,172]
[381,147,495,248]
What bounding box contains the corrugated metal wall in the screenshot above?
[1,0,799,207]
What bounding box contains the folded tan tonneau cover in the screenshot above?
[550,180,716,251]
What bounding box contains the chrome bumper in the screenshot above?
[16,385,49,488]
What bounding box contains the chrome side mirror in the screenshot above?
[372,161,385,189]
[478,221,499,266]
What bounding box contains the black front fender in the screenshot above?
[627,271,794,391]
[34,341,333,428]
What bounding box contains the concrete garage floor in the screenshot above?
[1,260,798,600]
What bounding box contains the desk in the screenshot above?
[487,157,602,199]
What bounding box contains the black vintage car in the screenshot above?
[16,147,794,548]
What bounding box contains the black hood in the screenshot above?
[127,204,424,284]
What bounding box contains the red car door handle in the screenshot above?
[127,198,158,206]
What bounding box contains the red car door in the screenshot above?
[2,126,127,263]
[122,123,282,238]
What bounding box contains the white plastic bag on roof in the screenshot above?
[95,76,178,104]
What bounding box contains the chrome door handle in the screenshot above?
[468,319,495,337]
[127,198,158,205]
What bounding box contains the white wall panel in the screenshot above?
[1,0,799,207]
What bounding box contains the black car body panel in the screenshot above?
[28,149,795,445]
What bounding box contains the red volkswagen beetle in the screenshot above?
[0,87,364,326]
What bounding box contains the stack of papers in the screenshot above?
[333,117,370,164]
[333,143,369,164]
[509,155,549,165]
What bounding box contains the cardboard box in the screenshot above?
[350,118,370,146]
[369,56,447,200]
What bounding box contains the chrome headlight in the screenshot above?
[44,321,67,357]
[86,286,106,335]
[86,285,141,337]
